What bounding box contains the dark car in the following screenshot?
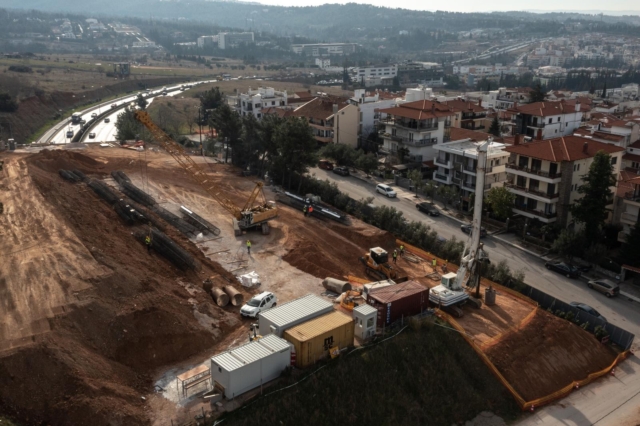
[333,166,350,176]
[545,261,581,278]
[460,224,487,237]
[570,302,607,322]
[416,202,440,216]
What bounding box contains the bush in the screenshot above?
[565,311,575,322]
[0,93,18,112]
[581,322,590,330]
[8,65,33,73]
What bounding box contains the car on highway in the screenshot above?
[416,202,440,216]
[544,261,581,278]
[376,183,397,198]
[587,278,620,298]
[460,224,487,237]
[66,130,74,138]
[91,113,97,118]
[333,166,350,176]
[88,132,96,139]
[104,118,110,123]
[240,291,277,318]
[570,302,607,322]
[110,103,117,109]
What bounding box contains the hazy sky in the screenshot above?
[251,0,639,14]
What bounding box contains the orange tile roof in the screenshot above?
[449,127,490,142]
[573,129,625,142]
[629,140,640,148]
[262,107,294,118]
[514,101,580,117]
[444,99,487,114]
[292,97,348,120]
[505,135,625,162]
[617,169,640,197]
[378,100,456,120]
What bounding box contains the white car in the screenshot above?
[240,291,277,318]
[376,183,397,198]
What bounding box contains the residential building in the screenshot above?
[510,100,583,140]
[377,100,459,163]
[614,170,640,242]
[233,87,288,119]
[623,140,640,170]
[433,136,509,210]
[444,99,488,131]
[504,135,625,226]
[582,114,640,148]
[315,58,331,69]
[291,43,358,57]
[293,97,359,147]
[495,87,532,109]
[218,32,254,49]
[131,41,157,49]
[197,35,218,48]
[347,89,399,136]
[350,64,398,82]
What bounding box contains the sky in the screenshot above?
[249,0,640,14]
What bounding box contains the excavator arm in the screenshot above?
[133,110,277,228]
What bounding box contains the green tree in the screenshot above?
[488,116,500,137]
[601,81,607,98]
[529,82,546,103]
[485,186,515,221]
[114,107,144,142]
[407,169,423,198]
[0,93,18,112]
[571,151,616,242]
[620,223,640,267]
[136,93,148,110]
[320,143,358,166]
[270,117,318,189]
[551,229,585,262]
[423,181,437,203]
[583,243,608,266]
[210,104,243,164]
[236,114,262,170]
[199,86,224,111]
[355,152,378,177]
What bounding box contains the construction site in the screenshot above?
[0,137,631,425]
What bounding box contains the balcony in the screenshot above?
[463,181,476,191]
[527,121,545,129]
[504,182,559,200]
[513,204,558,222]
[506,163,562,180]
[623,190,640,203]
[621,211,639,224]
[381,117,438,131]
[435,157,451,167]
[315,135,333,143]
[390,135,437,147]
[434,173,451,184]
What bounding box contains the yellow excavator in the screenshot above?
[134,110,278,235]
[360,247,408,283]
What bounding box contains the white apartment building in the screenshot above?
[511,101,583,140]
[197,35,218,48]
[351,64,398,81]
[218,32,254,49]
[235,87,288,119]
[291,43,358,57]
[348,89,399,135]
[315,58,331,69]
[433,138,509,210]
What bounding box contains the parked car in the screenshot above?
[240,291,277,318]
[460,224,487,237]
[416,202,440,216]
[104,118,110,123]
[333,166,350,176]
[318,159,334,170]
[587,278,620,298]
[88,132,96,139]
[570,302,607,322]
[545,261,581,278]
[376,183,397,198]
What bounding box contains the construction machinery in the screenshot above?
[133,110,278,235]
[360,247,408,283]
[429,140,492,318]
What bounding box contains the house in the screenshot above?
[613,170,640,242]
[377,100,459,163]
[292,96,359,147]
[495,87,532,109]
[433,137,509,210]
[510,100,583,140]
[583,114,640,148]
[444,99,488,131]
[234,87,288,119]
[504,135,625,226]
[218,32,254,49]
[623,140,640,171]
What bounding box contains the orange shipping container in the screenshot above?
[283,311,354,368]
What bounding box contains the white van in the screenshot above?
[376,183,397,198]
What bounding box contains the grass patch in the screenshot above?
[222,320,520,426]
[0,415,20,426]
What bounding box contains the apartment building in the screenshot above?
[433,136,509,210]
[218,32,254,49]
[510,100,583,140]
[293,97,359,147]
[495,87,532,110]
[291,43,358,57]
[614,171,640,242]
[197,35,218,48]
[582,114,640,148]
[504,135,624,226]
[348,89,399,135]
[377,100,459,163]
[444,99,488,131]
[351,64,398,81]
[234,87,288,119]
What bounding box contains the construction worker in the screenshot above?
[392,249,398,264]
[145,235,151,252]
[303,205,308,217]
[308,205,314,216]
[399,244,405,256]
[432,257,437,270]
[246,240,252,255]
[442,261,448,273]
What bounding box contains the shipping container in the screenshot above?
[366,280,429,325]
[284,311,354,368]
[210,334,291,399]
[259,294,333,337]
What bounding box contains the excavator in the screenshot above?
[429,139,492,318]
[360,247,408,283]
[133,110,278,235]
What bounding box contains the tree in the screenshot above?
[210,104,242,164]
[0,93,18,112]
[199,86,224,122]
[355,152,378,177]
[407,169,423,198]
[270,117,318,189]
[136,93,148,110]
[571,151,616,242]
[485,186,515,221]
[114,107,145,142]
[423,181,437,203]
[320,143,358,166]
[584,243,608,266]
[551,229,585,262]
[396,146,410,164]
[620,223,640,268]
[488,116,501,137]
[529,82,546,103]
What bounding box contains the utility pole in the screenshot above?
[198,107,203,156]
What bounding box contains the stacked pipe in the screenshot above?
[110,170,131,185]
[87,179,120,205]
[59,170,82,183]
[152,205,200,238]
[121,181,157,207]
[134,228,197,270]
[71,170,88,182]
[211,288,230,307]
[114,199,147,225]
[180,206,221,236]
[223,286,244,306]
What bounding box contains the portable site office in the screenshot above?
[210,334,291,399]
[258,294,334,337]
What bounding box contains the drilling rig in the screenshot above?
[429,139,493,317]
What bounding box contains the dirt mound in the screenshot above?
[28,149,105,174]
[485,309,617,401]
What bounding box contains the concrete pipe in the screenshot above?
[211,288,230,307]
[322,278,352,294]
[203,280,214,292]
[223,285,244,306]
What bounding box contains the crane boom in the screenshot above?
[133,110,277,233]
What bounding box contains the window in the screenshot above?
[548,118,552,124]
[611,157,617,165]
[558,117,561,122]
[271,101,275,106]
[566,122,568,126]
[367,317,374,328]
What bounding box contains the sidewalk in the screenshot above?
[619,282,640,304]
